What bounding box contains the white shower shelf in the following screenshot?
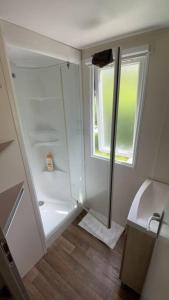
[25,97,62,102]
[29,130,59,146]
[43,168,66,174]
[29,129,58,137]
[32,140,59,147]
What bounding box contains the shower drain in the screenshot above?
[38,201,44,206]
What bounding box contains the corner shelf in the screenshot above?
[32,140,59,147]
[29,129,58,136]
[0,140,14,154]
[29,130,60,147]
[43,167,66,174]
[25,97,62,102]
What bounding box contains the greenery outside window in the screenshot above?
[92,54,147,165]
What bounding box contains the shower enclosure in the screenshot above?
[8,47,85,243]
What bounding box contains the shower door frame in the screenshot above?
[107,47,121,228]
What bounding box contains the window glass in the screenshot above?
[93,56,145,165]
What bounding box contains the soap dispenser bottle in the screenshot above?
[46,152,54,171]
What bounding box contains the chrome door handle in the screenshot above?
[0,239,14,266]
[147,211,164,236]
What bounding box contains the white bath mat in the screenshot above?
[79,210,124,249]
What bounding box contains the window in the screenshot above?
[92,53,147,165]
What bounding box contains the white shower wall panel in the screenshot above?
[12,64,72,203]
[14,66,62,100]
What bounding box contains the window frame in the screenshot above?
[90,50,149,167]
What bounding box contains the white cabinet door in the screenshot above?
[6,183,43,277]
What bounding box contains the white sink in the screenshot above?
[127,179,169,235]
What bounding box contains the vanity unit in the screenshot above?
[120,179,169,294]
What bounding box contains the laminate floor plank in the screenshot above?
[23,212,139,300]
[46,246,103,300]
[23,281,46,300]
[37,259,82,300]
[52,245,110,300]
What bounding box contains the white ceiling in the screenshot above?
[0,0,169,49]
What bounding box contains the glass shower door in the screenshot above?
[61,63,85,205]
[83,48,121,227]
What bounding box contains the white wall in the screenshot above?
[152,102,169,183]
[82,28,169,225]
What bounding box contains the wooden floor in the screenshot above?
[23,212,139,300]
